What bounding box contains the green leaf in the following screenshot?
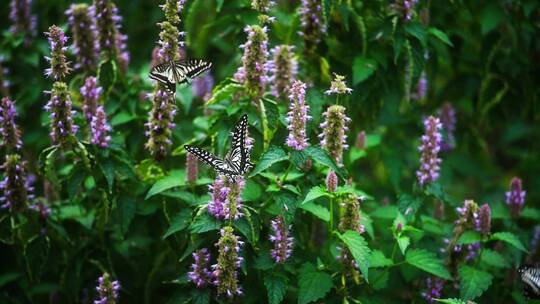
[435,299,476,304]
[370,206,398,219]
[191,289,210,304]
[480,4,505,35]
[352,56,377,85]
[521,207,540,220]
[113,196,136,236]
[397,236,410,255]
[405,249,452,280]
[265,273,288,304]
[99,158,115,193]
[457,231,482,245]
[301,186,329,205]
[490,232,527,252]
[297,263,333,304]
[250,146,288,176]
[242,180,263,202]
[300,201,330,222]
[428,27,453,46]
[189,212,221,233]
[145,170,185,200]
[458,265,493,300]
[97,60,117,93]
[110,111,135,126]
[397,194,422,220]
[305,146,346,179]
[369,250,393,268]
[163,209,192,239]
[480,249,508,268]
[206,81,243,105]
[337,230,371,281]
[0,272,22,288]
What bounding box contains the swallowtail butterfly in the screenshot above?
[185,115,253,181]
[518,265,540,299]
[149,59,212,95]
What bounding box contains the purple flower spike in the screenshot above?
[207,176,244,221]
[144,89,176,159]
[421,277,445,303]
[355,131,366,149]
[9,0,37,42]
[251,0,276,13]
[479,203,491,236]
[212,227,244,298]
[268,45,298,100]
[0,97,22,151]
[157,0,186,63]
[44,25,71,81]
[90,106,111,148]
[45,82,79,147]
[94,272,120,304]
[455,200,480,231]
[192,73,214,101]
[285,80,310,150]
[80,76,103,124]
[94,0,130,71]
[299,0,326,54]
[234,25,269,100]
[189,248,212,288]
[66,4,100,72]
[326,171,338,192]
[186,152,198,185]
[0,154,30,212]
[325,73,353,95]
[416,116,442,186]
[319,105,351,166]
[270,216,294,263]
[506,177,526,218]
[438,102,456,151]
[412,70,427,101]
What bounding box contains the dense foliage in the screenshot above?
[1,0,540,303]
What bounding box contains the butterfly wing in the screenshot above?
[519,266,540,299]
[149,62,180,95]
[185,145,239,178]
[225,114,253,175]
[174,60,212,83]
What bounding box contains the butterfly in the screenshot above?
[149,59,212,95]
[518,265,540,299]
[185,115,254,181]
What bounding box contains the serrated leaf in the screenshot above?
[189,212,221,233]
[265,273,288,304]
[145,170,185,200]
[490,232,527,252]
[113,196,136,236]
[300,201,330,222]
[397,236,410,255]
[457,231,482,245]
[301,186,329,205]
[337,230,371,281]
[428,27,453,46]
[298,263,333,304]
[369,250,393,268]
[352,56,377,85]
[191,289,210,304]
[480,249,508,268]
[458,265,493,300]
[304,146,346,179]
[242,180,262,202]
[163,209,191,239]
[405,249,452,280]
[97,60,117,93]
[397,193,422,220]
[250,145,288,177]
[206,81,243,105]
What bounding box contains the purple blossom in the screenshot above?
[0,154,30,212]
[479,203,491,236]
[506,177,526,217]
[325,73,353,95]
[0,97,22,151]
[44,82,79,147]
[207,176,245,221]
[392,0,419,21]
[66,4,100,72]
[464,242,481,261]
[339,194,365,234]
[412,71,427,101]
[192,73,214,101]
[94,0,130,72]
[319,105,351,165]
[94,272,120,304]
[270,216,294,263]
[355,131,366,149]
[298,0,326,54]
[144,89,176,159]
[416,116,442,186]
[186,152,198,185]
[267,45,298,100]
[90,106,111,148]
[212,227,244,298]
[156,0,186,63]
[80,76,103,123]
[188,248,212,288]
[326,171,337,192]
[285,80,311,150]
[29,201,51,221]
[251,0,276,13]
[9,0,37,41]
[44,25,71,81]
[438,102,456,151]
[234,25,269,100]
[456,200,480,231]
[421,277,444,303]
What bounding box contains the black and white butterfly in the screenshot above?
[185,115,254,181]
[518,265,540,299]
[149,59,212,95]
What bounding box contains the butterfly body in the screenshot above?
[518,265,540,299]
[185,115,253,181]
[149,59,212,95]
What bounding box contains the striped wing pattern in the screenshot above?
[519,266,540,299]
[149,60,212,95]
